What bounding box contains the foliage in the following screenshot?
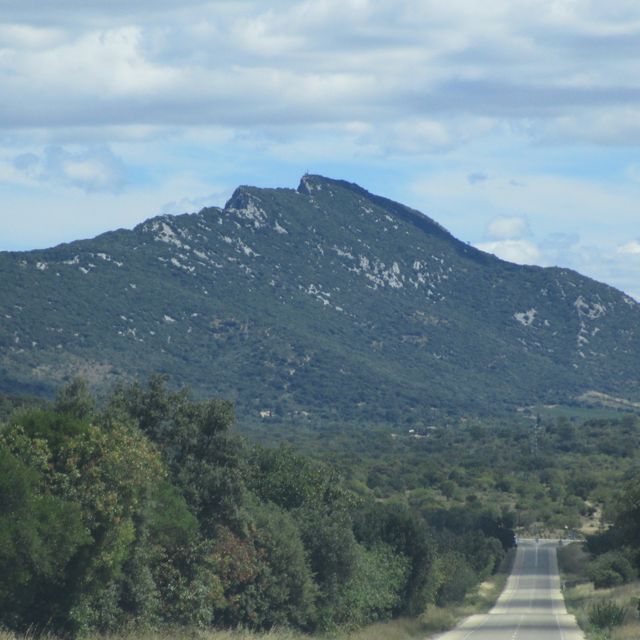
[249,504,318,629]
[107,374,247,534]
[2,175,639,424]
[337,543,410,627]
[587,551,636,589]
[556,542,589,577]
[0,445,89,631]
[352,501,439,616]
[435,552,477,606]
[587,600,627,629]
[583,469,640,593]
[0,378,517,637]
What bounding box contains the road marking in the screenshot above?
[555,613,566,640]
[511,613,524,639]
[435,540,584,639]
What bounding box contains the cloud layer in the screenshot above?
[3,1,640,146]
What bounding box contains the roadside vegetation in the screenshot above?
[557,468,640,640]
[1,375,639,639]
[0,378,513,639]
[0,551,512,640]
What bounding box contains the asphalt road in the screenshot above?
[435,539,584,640]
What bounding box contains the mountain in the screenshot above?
[1,174,639,425]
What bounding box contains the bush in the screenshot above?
[337,543,410,627]
[251,503,318,629]
[0,445,89,632]
[435,552,477,606]
[587,551,636,589]
[588,600,626,629]
[557,542,589,577]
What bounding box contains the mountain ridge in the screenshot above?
[1,174,639,424]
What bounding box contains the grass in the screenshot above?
[562,581,640,640]
[558,542,640,640]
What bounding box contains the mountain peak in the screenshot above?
[1,175,639,419]
[297,173,355,195]
[224,185,255,211]
[297,173,322,195]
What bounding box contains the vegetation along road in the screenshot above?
[435,540,583,640]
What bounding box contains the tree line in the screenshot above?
[0,377,514,637]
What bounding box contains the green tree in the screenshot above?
[54,377,95,421]
[1,407,171,635]
[107,375,247,534]
[353,502,438,615]
[0,445,89,631]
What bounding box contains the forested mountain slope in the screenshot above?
[1,174,639,423]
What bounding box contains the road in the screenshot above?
[435,539,584,640]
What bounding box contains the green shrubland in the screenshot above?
[0,377,514,638]
[3,373,640,639]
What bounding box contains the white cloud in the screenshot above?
[617,240,640,255]
[12,145,127,193]
[160,190,230,216]
[411,170,640,246]
[0,24,64,49]
[486,215,529,240]
[475,239,541,265]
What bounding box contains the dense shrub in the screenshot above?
[435,552,477,606]
[588,600,627,629]
[0,446,89,631]
[335,543,410,627]
[556,542,589,577]
[0,378,512,637]
[587,551,635,589]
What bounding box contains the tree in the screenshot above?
[0,445,89,631]
[353,502,438,615]
[54,377,95,421]
[106,375,248,534]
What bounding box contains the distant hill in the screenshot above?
[1,174,639,425]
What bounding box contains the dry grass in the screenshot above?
[344,617,427,640]
[558,542,640,639]
[563,578,640,639]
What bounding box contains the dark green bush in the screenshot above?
[0,377,517,636]
[557,542,589,577]
[588,600,626,629]
[435,552,477,606]
[587,551,635,589]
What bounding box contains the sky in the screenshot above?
[1,1,640,300]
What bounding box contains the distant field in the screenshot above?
[522,403,637,421]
